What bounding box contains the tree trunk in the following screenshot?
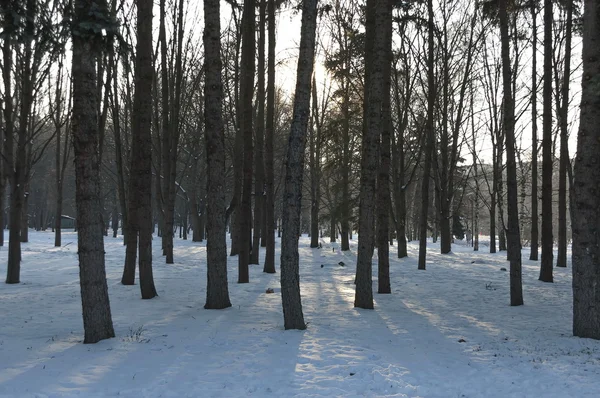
[540,0,554,282]
[250,0,266,265]
[572,0,600,339]
[355,0,389,308]
[71,0,115,343]
[377,1,392,294]
[529,1,539,261]
[309,76,321,249]
[131,0,158,299]
[262,0,276,274]
[204,0,232,309]
[279,0,317,330]
[557,0,573,268]
[238,0,255,283]
[418,0,435,271]
[498,0,523,306]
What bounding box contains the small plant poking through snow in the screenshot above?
[123,326,150,343]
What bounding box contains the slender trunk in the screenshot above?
[111,59,128,244]
[309,76,322,249]
[499,0,523,306]
[418,0,435,271]
[377,1,392,294]
[540,0,554,282]
[280,0,317,330]
[557,0,573,268]
[530,2,539,261]
[251,0,267,264]
[238,0,255,283]
[263,0,277,274]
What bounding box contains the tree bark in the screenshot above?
[238,0,255,283]
[71,0,115,343]
[355,0,389,308]
[418,0,435,271]
[377,0,392,294]
[251,0,267,265]
[557,0,573,268]
[572,0,600,339]
[263,0,276,274]
[498,0,524,306]
[530,2,539,261]
[540,0,554,282]
[204,0,232,309]
[130,0,158,299]
[279,0,317,330]
[309,76,321,249]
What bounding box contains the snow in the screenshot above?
[1,231,600,397]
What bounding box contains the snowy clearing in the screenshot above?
[1,231,600,397]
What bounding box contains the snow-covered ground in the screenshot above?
[1,231,599,397]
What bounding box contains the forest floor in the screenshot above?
[1,231,599,397]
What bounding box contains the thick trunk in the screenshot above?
[540,0,554,282]
[572,0,600,339]
[279,0,316,330]
[355,0,389,308]
[133,0,157,299]
[203,0,232,309]
[499,0,523,306]
[71,0,115,343]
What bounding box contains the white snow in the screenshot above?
[1,231,599,397]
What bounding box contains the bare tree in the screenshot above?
[71,0,115,343]
[418,0,436,271]
[279,0,318,330]
[540,0,554,282]
[498,0,523,306]
[238,0,255,283]
[203,0,232,309]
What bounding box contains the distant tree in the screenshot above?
[71,0,115,343]
[572,0,600,340]
[452,214,466,241]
